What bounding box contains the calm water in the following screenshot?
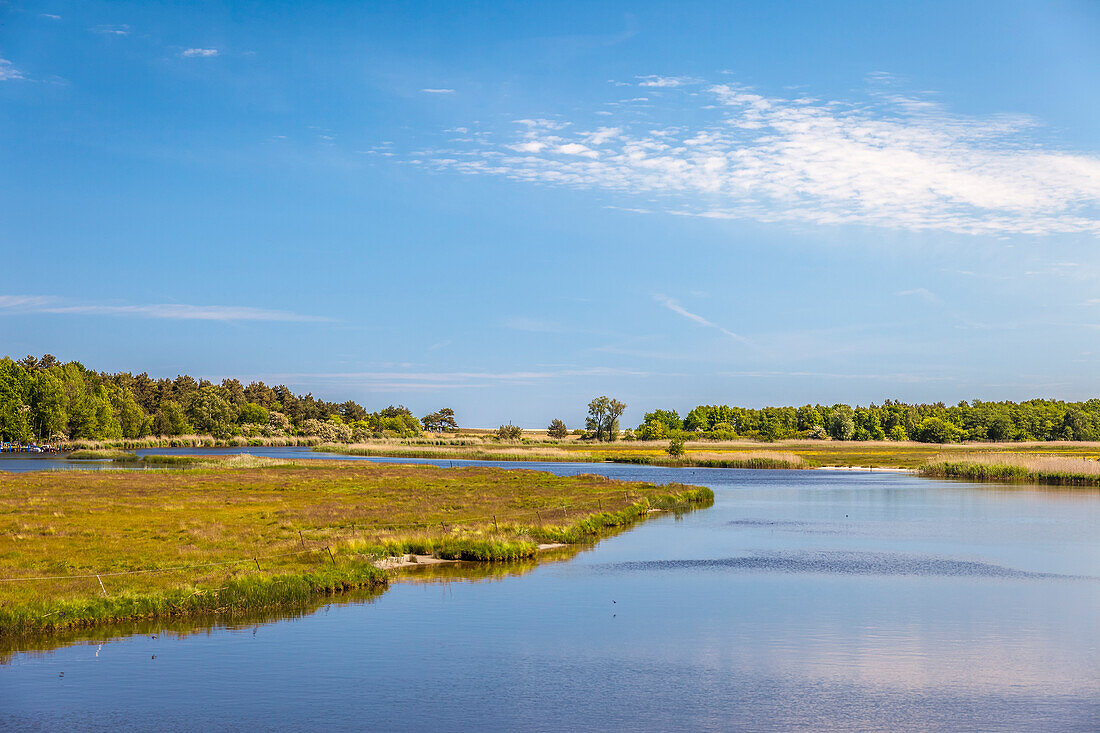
[1,452,1098,731]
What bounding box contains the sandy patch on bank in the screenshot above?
[376,543,570,569]
[375,554,457,570]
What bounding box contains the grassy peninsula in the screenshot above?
[0,458,711,638]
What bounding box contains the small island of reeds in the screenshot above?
[0,457,712,639]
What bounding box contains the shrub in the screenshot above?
[496,424,523,441]
[666,438,685,457]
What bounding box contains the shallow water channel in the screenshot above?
[2,450,1098,730]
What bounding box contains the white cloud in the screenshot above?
[557,142,598,158]
[91,24,130,36]
[636,75,688,88]
[40,14,62,20]
[181,48,219,58]
[420,88,454,94]
[0,57,24,81]
[653,294,752,345]
[0,295,327,322]
[585,127,621,145]
[509,141,546,153]
[422,77,1100,236]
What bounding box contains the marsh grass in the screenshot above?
[606,451,804,469]
[68,449,141,461]
[316,442,582,462]
[0,460,711,637]
[64,434,322,451]
[319,438,1100,469]
[921,452,1100,486]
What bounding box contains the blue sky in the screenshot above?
[2,0,1099,427]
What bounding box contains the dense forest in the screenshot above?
[633,399,1100,443]
[0,355,431,443]
[5,355,1100,445]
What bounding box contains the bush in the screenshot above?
[547,419,568,439]
[496,424,523,441]
[666,438,685,457]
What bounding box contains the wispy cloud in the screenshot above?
[718,369,955,383]
[181,48,219,58]
[266,366,649,391]
[91,24,130,36]
[420,88,455,94]
[636,75,690,88]
[40,14,61,20]
[418,77,1100,236]
[0,295,327,322]
[0,57,24,81]
[895,288,942,305]
[653,294,751,345]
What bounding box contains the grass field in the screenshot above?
[316,438,1100,469]
[0,458,711,637]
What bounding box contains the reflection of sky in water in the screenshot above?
[2,458,1098,731]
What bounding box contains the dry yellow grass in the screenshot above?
[933,452,1100,475]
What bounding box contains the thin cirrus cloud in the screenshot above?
[0,295,327,323]
[181,48,219,58]
[895,288,942,304]
[653,294,752,345]
[265,366,650,391]
[420,88,455,94]
[419,76,1100,237]
[0,57,24,81]
[91,24,130,36]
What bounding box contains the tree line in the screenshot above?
[632,398,1100,443]
[6,355,1099,445]
[0,355,458,443]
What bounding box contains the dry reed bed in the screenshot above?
[64,434,322,450]
[920,452,1100,485]
[321,438,1100,469]
[606,451,804,469]
[0,459,711,636]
